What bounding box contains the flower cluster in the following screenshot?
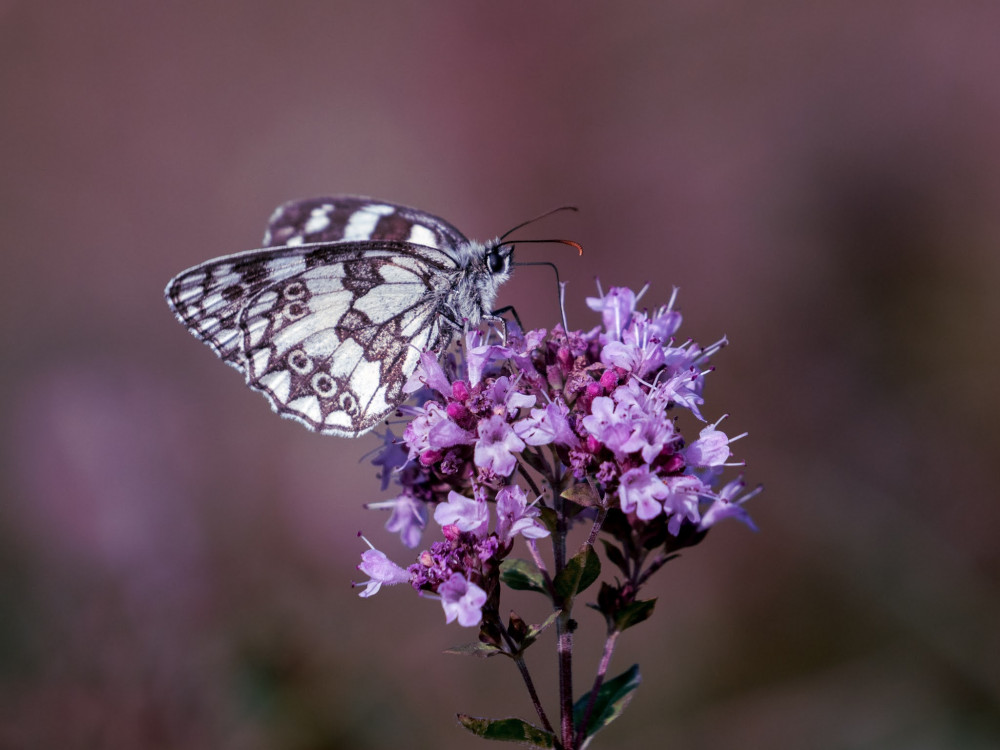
[356,282,759,629]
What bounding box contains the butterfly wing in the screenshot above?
[166,240,460,437]
[165,245,307,373]
[263,195,469,252]
[239,242,457,436]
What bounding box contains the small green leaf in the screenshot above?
[576,545,601,594]
[457,715,555,747]
[599,539,628,576]
[537,506,559,533]
[554,545,602,601]
[525,610,560,640]
[615,598,656,632]
[518,610,560,651]
[507,611,529,641]
[573,664,641,743]
[443,641,506,658]
[587,582,618,626]
[561,482,601,507]
[500,559,548,595]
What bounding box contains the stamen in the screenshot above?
[635,282,650,305]
[666,285,679,312]
[558,281,569,333]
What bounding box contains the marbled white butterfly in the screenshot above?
[165,196,516,437]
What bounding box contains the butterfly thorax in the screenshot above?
[444,239,513,328]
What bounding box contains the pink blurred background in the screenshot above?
[2,2,999,748]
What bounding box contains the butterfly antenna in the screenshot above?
[498,206,582,332]
[498,205,579,242]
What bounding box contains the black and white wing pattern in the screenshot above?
[262,195,469,249]
[165,196,513,437]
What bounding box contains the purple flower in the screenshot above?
[356,546,411,598]
[434,490,489,537]
[611,386,677,461]
[656,367,707,421]
[648,287,683,341]
[374,493,428,549]
[465,330,514,386]
[619,412,676,463]
[514,400,580,448]
[684,417,746,469]
[699,477,761,532]
[581,396,635,456]
[618,465,669,520]
[661,475,707,534]
[474,415,525,477]
[600,317,666,377]
[404,402,475,459]
[403,350,452,397]
[496,485,549,544]
[586,283,643,340]
[361,280,759,638]
[439,573,488,627]
[486,375,537,413]
[370,428,409,491]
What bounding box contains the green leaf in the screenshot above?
[500,559,548,596]
[554,545,601,601]
[517,610,560,651]
[599,539,628,576]
[525,610,560,640]
[576,545,601,594]
[537,506,559,533]
[457,715,555,747]
[443,642,505,658]
[561,482,601,507]
[572,664,641,744]
[614,598,656,632]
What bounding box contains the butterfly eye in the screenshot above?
[487,248,508,275]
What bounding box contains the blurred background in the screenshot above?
[2,2,999,748]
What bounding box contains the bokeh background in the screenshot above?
[2,2,999,748]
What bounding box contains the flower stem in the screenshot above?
[552,488,575,749]
[585,505,608,547]
[574,629,620,748]
[556,611,575,749]
[513,654,555,736]
[517,461,543,500]
[526,539,554,592]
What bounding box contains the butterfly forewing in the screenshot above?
[166,248,312,372]
[235,243,456,436]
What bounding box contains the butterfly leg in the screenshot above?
[486,305,526,345]
[491,305,522,329]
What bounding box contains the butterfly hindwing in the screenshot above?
[263,196,469,251]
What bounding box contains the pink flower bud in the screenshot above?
[599,369,619,390]
[420,449,443,466]
[447,402,470,421]
[452,380,470,401]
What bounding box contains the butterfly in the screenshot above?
[164,196,516,437]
